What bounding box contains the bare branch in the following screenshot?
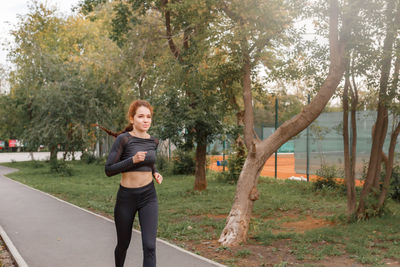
[161,0,180,59]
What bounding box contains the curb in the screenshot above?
[1,173,225,267]
[0,225,29,267]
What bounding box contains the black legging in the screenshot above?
[114,181,158,267]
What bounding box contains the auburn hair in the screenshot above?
[96,100,153,137]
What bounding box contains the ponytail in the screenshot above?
[92,123,133,138]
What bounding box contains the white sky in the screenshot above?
[0,0,81,68]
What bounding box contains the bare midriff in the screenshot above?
[121,171,153,188]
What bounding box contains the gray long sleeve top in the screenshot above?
[105,132,159,177]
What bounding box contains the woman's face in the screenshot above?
[131,106,152,132]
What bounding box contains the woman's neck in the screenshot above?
[130,129,149,139]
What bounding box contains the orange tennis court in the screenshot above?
[208,154,364,186]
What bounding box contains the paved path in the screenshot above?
[0,166,225,267]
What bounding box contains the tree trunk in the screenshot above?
[357,0,400,217]
[372,113,389,190]
[50,145,57,162]
[376,35,400,210]
[218,155,261,246]
[377,122,400,209]
[241,51,255,151]
[219,0,351,246]
[357,99,389,216]
[194,139,207,191]
[343,68,357,218]
[350,70,358,187]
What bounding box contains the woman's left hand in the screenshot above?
[154,172,163,184]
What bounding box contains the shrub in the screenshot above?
[362,161,400,202]
[313,164,341,191]
[49,159,73,176]
[81,151,97,164]
[95,156,107,165]
[155,153,173,174]
[32,159,44,168]
[172,149,195,175]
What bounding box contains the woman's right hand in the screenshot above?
[132,151,147,164]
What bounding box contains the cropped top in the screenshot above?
[105,132,159,177]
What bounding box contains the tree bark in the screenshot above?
[376,35,400,210]
[194,136,208,191]
[357,0,400,217]
[350,68,358,185]
[219,0,351,246]
[371,113,388,191]
[50,145,57,162]
[377,122,400,209]
[241,48,255,151]
[162,0,180,60]
[343,67,357,218]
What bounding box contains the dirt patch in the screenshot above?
[190,214,228,222]
[0,236,16,267]
[303,255,368,267]
[173,239,297,267]
[176,238,370,267]
[278,216,335,234]
[205,214,228,220]
[178,212,364,267]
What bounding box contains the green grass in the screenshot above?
[2,160,400,266]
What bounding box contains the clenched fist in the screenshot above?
[132,151,147,164]
[154,172,163,184]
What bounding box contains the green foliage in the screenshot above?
[95,156,107,166]
[0,94,24,140]
[361,162,400,204]
[390,165,400,202]
[155,154,173,175]
[171,149,195,175]
[362,190,384,219]
[313,164,343,191]
[32,159,44,169]
[219,139,247,184]
[81,152,97,164]
[75,0,107,16]
[7,2,123,155]
[49,159,73,176]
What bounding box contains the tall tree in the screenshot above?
[355,0,400,217]
[218,0,360,246]
[110,0,236,191]
[7,1,122,159]
[342,55,359,218]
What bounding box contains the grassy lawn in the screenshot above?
[2,160,400,267]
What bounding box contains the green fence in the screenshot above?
[292,111,399,179]
[208,110,399,180]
